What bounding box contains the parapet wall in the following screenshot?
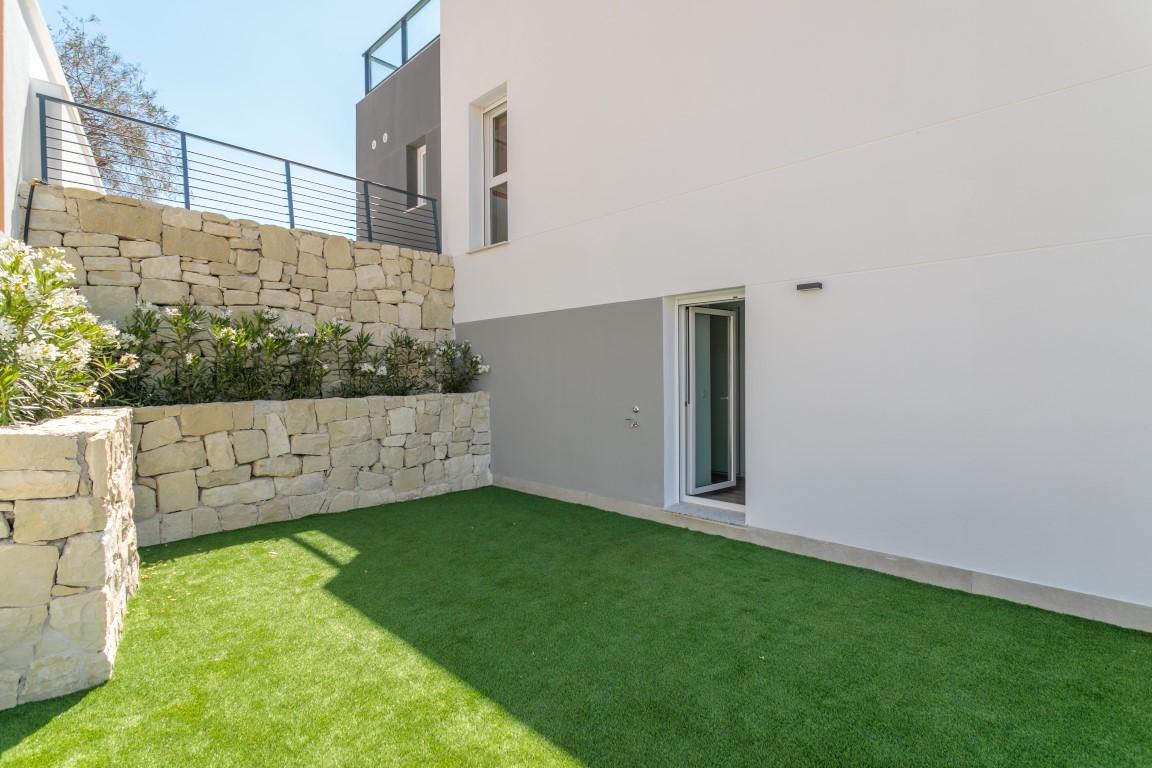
[18,183,454,344]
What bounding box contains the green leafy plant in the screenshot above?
[428,339,489,393]
[0,238,131,425]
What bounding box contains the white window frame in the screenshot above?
[414,143,428,207]
[483,100,508,245]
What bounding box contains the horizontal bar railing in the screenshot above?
[362,0,439,93]
[37,93,441,252]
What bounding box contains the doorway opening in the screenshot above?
[679,295,745,508]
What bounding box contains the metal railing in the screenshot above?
[37,93,441,252]
[363,0,439,94]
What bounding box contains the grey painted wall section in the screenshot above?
[458,298,665,506]
[356,38,441,202]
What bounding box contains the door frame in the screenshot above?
[686,306,738,495]
[672,289,745,510]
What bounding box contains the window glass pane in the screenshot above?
[492,111,508,176]
[489,182,508,243]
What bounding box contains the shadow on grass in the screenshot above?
[0,690,85,756]
[284,487,1152,767]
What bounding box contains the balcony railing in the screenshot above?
[363,0,440,94]
[37,93,441,252]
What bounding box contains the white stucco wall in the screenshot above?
[2,0,77,234]
[440,1,1152,607]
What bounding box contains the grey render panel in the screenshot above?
[355,38,441,203]
[457,299,665,507]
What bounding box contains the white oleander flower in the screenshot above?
[184,352,196,364]
[0,318,16,342]
[163,306,180,318]
[478,364,491,374]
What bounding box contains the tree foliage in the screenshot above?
[51,11,179,200]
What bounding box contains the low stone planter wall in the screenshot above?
[0,409,138,710]
[131,393,491,545]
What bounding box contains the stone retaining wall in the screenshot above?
[18,183,454,344]
[131,393,491,545]
[0,409,138,710]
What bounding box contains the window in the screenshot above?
[415,143,428,201]
[484,101,508,244]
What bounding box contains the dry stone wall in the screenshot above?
[0,409,138,710]
[18,183,455,344]
[131,393,491,545]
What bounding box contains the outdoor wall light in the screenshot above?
[796,282,823,291]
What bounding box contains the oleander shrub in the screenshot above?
[108,302,489,406]
[428,339,490,394]
[0,238,132,426]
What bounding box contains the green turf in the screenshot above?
[1,487,1149,767]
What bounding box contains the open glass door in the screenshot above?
[687,307,737,495]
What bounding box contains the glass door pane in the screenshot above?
[688,308,736,495]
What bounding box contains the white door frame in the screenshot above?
[686,306,738,495]
[671,289,745,511]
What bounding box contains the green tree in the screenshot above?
[51,11,179,200]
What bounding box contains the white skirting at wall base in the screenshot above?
[494,475,1152,634]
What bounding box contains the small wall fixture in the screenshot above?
[796,282,823,291]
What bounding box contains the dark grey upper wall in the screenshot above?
[356,38,441,201]
[457,299,665,507]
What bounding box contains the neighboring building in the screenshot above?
[379,0,1152,625]
[1,0,85,233]
[356,0,440,214]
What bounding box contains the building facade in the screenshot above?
[423,0,1152,625]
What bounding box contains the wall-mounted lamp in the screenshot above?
[796,282,823,291]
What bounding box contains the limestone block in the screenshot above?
[289,493,326,518]
[252,456,302,477]
[328,417,372,448]
[422,298,453,330]
[233,403,255,430]
[424,460,445,483]
[302,455,330,474]
[196,466,252,489]
[357,471,390,491]
[405,445,435,467]
[0,605,47,669]
[392,466,424,493]
[412,260,431,286]
[135,516,160,548]
[224,290,258,305]
[204,222,242,238]
[0,544,59,607]
[82,254,129,269]
[138,255,181,280]
[86,270,140,287]
[133,485,157,519]
[375,289,404,304]
[139,417,181,451]
[222,275,262,292]
[355,265,387,290]
[290,433,330,455]
[157,470,200,514]
[49,589,109,651]
[20,652,111,705]
[162,226,228,262]
[119,240,162,258]
[260,226,298,264]
[266,414,290,457]
[284,401,317,435]
[200,478,275,507]
[323,237,352,268]
[136,441,206,477]
[326,491,360,514]
[219,504,259,531]
[231,430,268,464]
[138,278,190,305]
[13,497,104,543]
[430,266,455,290]
[398,303,421,329]
[27,210,80,230]
[161,207,202,230]
[331,441,381,468]
[259,289,300,309]
[328,466,359,489]
[258,498,292,524]
[351,300,379,322]
[78,286,137,325]
[160,510,192,543]
[0,433,78,471]
[445,455,472,479]
[328,269,356,292]
[204,432,236,470]
[381,446,405,469]
[25,231,63,247]
[178,403,235,436]
[389,407,416,434]
[78,199,161,240]
[274,473,325,496]
[315,399,347,425]
[346,400,369,419]
[185,507,220,537]
[131,406,168,424]
[57,532,108,588]
[416,414,440,434]
[454,403,474,428]
[297,251,326,277]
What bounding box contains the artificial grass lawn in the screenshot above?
[1,488,1150,767]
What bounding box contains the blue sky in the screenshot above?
[41,0,415,176]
